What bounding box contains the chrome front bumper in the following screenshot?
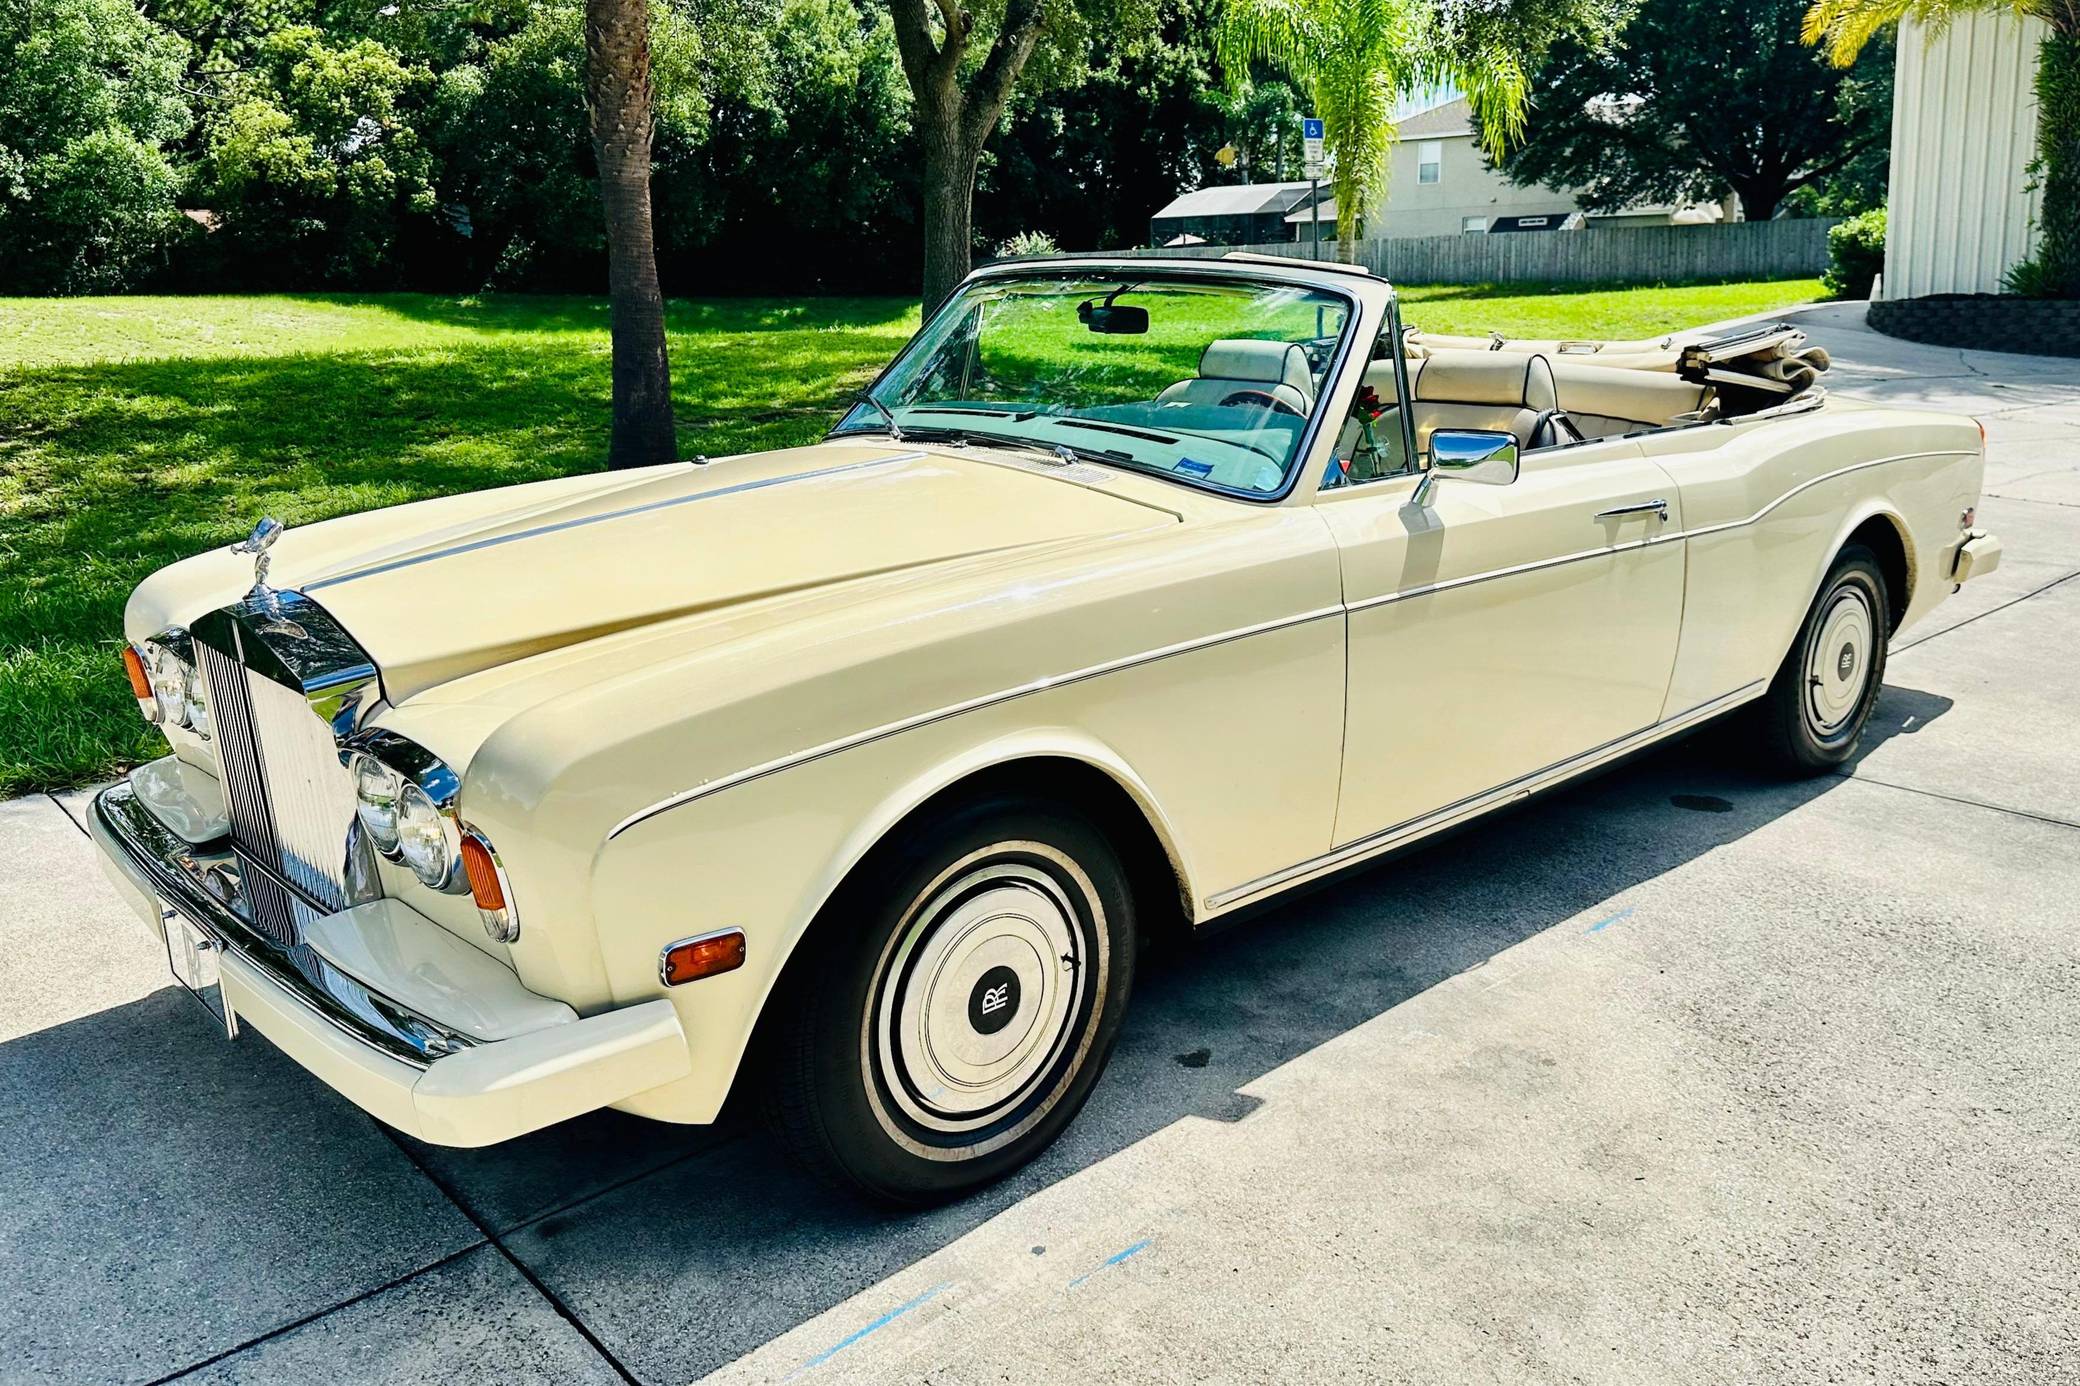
[94,766,692,1146]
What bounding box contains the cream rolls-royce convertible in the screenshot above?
[96,255,2003,1201]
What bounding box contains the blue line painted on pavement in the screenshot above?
[1585,906,1635,934]
[788,1282,950,1377]
[1068,1238,1153,1289]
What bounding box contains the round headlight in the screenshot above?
[352,753,403,855]
[144,642,192,729]
[183,683,211,739]
[396,780,454,888]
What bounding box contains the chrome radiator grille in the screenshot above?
[196,610,371,947]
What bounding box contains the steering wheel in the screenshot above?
[1219,389,1304,418]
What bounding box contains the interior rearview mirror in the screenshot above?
[1414,429,1519,505]
[1077,301,1149,335]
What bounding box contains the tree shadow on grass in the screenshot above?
[272,291,920,339]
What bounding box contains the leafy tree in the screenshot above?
[880,0,1158,304]
[1214,0,1631,256]
[195,25,436,284]
[977,0,1232,252]
[1207,76,1306,184]
[0,0,192,292]
[1496,0,1892,223]
[686,0,918,291]
[1805,0,2080,297]
[424,2,712,290]
[423,10,604,288]
[585,0,677,467]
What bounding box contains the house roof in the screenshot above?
[1397,96,1473,140]
[1285,198,1337,224]
[1150,181,1318,221]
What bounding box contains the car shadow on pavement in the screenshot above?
[1,685,1950,1385]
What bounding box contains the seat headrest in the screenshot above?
[1413,349,1558,412]
[1199,338,1313,397]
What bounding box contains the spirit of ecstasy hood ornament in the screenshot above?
[229,516,300,631]
[231,516,284,593]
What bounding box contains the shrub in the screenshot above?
[996,230,1061,258]
[1823,207,1885,300]
[2012,31,2078,300]
[0,0,192,292]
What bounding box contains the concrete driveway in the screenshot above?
[4,302,2075,1384]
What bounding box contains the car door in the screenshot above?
[1316,429,1687,848]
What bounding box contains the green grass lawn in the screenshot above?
[0,277,1820,796]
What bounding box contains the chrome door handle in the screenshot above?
[1595,499,1669,521]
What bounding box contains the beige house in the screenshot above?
[1353,97,1729,239]
[1884,12,2046,297]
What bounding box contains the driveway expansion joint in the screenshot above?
[1892,570,2080,654]
[370,1122,645,1386]
[138,1242,489,1386]
[1832,770,2080,834]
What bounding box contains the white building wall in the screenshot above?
[1374,133,1584,238]
[1886,12,2046,297]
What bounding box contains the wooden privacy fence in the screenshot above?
[1104,219,1839,285]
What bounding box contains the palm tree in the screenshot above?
[1804,0,2080,296]
[585,0,677,468]
[1214,0,1413,255]
[1213,0,1625,257]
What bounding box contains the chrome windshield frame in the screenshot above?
[833,261,1372,505]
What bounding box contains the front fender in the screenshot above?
[588,725,1201,1126]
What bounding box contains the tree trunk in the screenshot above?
[919,109,977,312]
[585,0,677,470]
[1730,178,1786,223]
[2030,30,2080,297]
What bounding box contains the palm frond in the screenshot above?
[1800,0,2052,67]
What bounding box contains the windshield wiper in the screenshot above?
[1050,418,1178,445]
[847,391,905,441]
[909,405,1041,422]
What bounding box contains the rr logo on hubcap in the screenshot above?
[969,966,1020,1035]
[1837,644,1856,680]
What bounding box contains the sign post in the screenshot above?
[1301,117,1325,261]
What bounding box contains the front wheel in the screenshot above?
[1752,543,1890,773]
[762,797,1136,1204]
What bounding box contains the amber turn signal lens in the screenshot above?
[661,930,746,986]
[459,833,505,911]
[122,646,153,700]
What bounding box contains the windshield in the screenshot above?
[834,272,1355,497]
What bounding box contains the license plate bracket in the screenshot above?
[160,903,239,1040]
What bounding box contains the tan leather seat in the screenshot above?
[1157,339,1316,415]
[1408,349,1564,454]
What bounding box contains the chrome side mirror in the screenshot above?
[1412,429,1520,506]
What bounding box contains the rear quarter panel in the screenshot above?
[1649,406,1982,713]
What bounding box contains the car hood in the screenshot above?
[132,441,1181,703]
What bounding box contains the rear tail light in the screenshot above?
[660,929,746,986]
[460,830,518,942]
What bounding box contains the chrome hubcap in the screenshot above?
[873,853,1093,1138]
[1806,587,1875,732]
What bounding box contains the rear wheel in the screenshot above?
[1753,544,1890,773]
[762,796,1135,1204]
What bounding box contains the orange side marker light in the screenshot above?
[660,929,746,986]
